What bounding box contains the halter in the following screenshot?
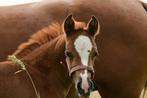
[68,64,95,78]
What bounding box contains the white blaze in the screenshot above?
[0,0,42,6]
[80,70,89,93]
[74,35,92,66]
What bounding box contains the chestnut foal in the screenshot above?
[0,15,100,98]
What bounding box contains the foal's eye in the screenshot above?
[65,51,73,59]
[92,51,98,58]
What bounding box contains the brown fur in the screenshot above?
[0,0,146,61]
[0,35,71,98]
[0,19,89,98]
[13,21,86,58]
[0,19,90,98]
[13,22,63,58]
[0,0,147,98]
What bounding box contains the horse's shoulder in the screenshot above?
[0,61,35,97]
[0,61,19,76]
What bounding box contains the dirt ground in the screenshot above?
[140,89,147,98]
[89,90,147,98]
[90,91,101,98]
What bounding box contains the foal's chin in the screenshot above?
[72,70,94,98]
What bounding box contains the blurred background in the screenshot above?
[0,0,42,6]
[0,0,146,6]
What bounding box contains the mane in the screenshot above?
[13,21,86,58]
[13,22,63,58]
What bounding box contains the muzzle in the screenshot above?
[68,65,95,78]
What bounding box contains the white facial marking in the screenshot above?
[80,70,89,93]
[74,35,92,66]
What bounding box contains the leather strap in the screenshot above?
[69,65,95,78]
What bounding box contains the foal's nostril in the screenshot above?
[76,78,94,96]
[88,78,94,91]
[77,78,85,95]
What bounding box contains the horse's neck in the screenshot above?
[22,35,66,68]
[21,35,71,92]
[22,34,69,78]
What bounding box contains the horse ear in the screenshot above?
[87,16,100,36]
[64,14,75,36]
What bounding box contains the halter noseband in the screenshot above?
[68,65,95,78]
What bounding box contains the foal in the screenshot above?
[0,15,100,98]
[0,36,71,98]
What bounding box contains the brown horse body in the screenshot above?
[0,0,147,98]
[0,18,98,98]
[0,0,146,61]
[0,36,72,98]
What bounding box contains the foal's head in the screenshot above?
[63,15,100,97]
